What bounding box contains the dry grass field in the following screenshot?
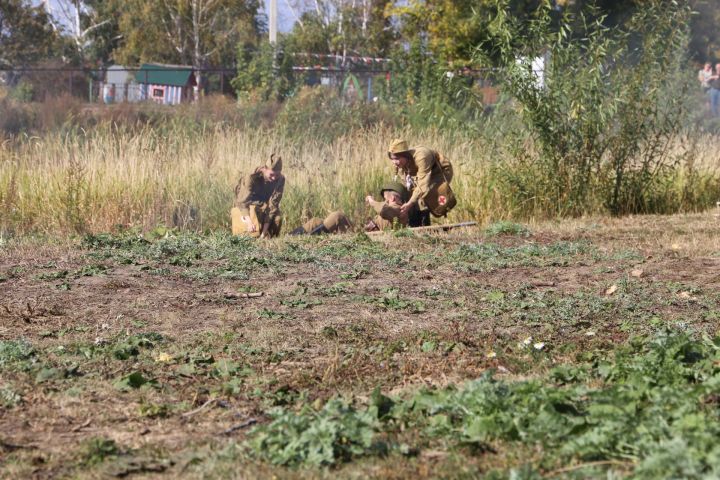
[3,126,719,237]
[2,213,720,478]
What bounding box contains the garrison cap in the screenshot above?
[387,139,412,158]
[265,153,283,172]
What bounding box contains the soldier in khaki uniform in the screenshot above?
[387,139,453,227]
[290,211,353,235]
[364,181,409,231]
[232,154,284,238]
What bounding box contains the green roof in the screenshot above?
[135,64,194,86]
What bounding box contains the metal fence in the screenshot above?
[0,66,500,105]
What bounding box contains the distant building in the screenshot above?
[102,65,139,103]
[134,64,197,105]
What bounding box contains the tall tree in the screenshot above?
[283,0,395,58]
[113,0,261,68]
[0,0,57,69]
[688,0,720,61]
[44,0,122,65]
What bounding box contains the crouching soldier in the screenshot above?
[387,139,455,226]
[364,181,410,231]
[231,154,284,238]
[289,211,353,235]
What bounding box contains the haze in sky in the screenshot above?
[41,0,295,35]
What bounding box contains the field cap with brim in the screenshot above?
[388,139,412,158]
[265,153,283,172]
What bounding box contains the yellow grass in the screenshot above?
[1,125,719,236]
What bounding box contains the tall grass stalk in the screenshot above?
[1,125,718,236]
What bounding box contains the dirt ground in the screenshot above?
[1,213,719,478]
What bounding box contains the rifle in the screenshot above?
[366,221,477,235]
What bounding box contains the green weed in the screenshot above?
[79,437,120,466]
[247,330,720,476]
[0,339,36,370]
[484,221,531,237]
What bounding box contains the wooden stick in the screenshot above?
[224,292,264,299]
[220,418,258,436]
[181,398,217,418]
[546,460,635,476]
[367,221,477,235]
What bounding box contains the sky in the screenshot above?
[40,0,296,35]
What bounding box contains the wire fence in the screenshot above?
[0,66,500,105]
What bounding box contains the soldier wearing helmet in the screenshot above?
[232,154,285,238]
[364,181,410,231]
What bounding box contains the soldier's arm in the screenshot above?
[408,148,435,204]
[233,174,254,209]
[369,199,402,221]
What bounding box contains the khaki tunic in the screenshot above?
[367,198,408,229]
[233,169,284,236]
[399,147,447,209]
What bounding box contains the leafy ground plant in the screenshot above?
[246,330,720,477]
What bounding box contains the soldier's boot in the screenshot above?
[309,224,330,235]
[364,219,379,232]
[300,218,324,234]
[289,226,307,235]
[267,215,283,237]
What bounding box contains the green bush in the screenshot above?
[478,0,699,216]
[275,86,397,141]
[8,80,34,102]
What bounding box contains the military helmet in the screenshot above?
[380,181,408,202]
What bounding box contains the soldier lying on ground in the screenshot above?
[289,211,353,235]
[387,139,454,226]
[364,181,410,231]
[289,182,410,235]
[231,154,284,238]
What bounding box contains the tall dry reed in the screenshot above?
[0,126,504,235]
[1,126,718,236]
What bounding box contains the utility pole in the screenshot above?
[269,0,278,45]
[269,0,279,76]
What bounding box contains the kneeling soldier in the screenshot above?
[232,154,284,238]
[364,181,410,231]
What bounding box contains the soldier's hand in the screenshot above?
[241,216,256,233]
[365,195,374,205]
[400,201,413,215]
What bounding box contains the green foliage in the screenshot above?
[233,40,298,101]
[275,86,396,141]
[484,221,531,237]
[0,339,35,370]
[114,371,155,391]
[8,80,35,102]
[478,0,698,216]
[80,437,120,466]
[0,385,22,408]
[378,40,484,130]
[0,0,57,69]
[448,241,596,272]
[112,0,260,67]
[247,331,720,476]
[248,398,384,466]
[112,333,163,360]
